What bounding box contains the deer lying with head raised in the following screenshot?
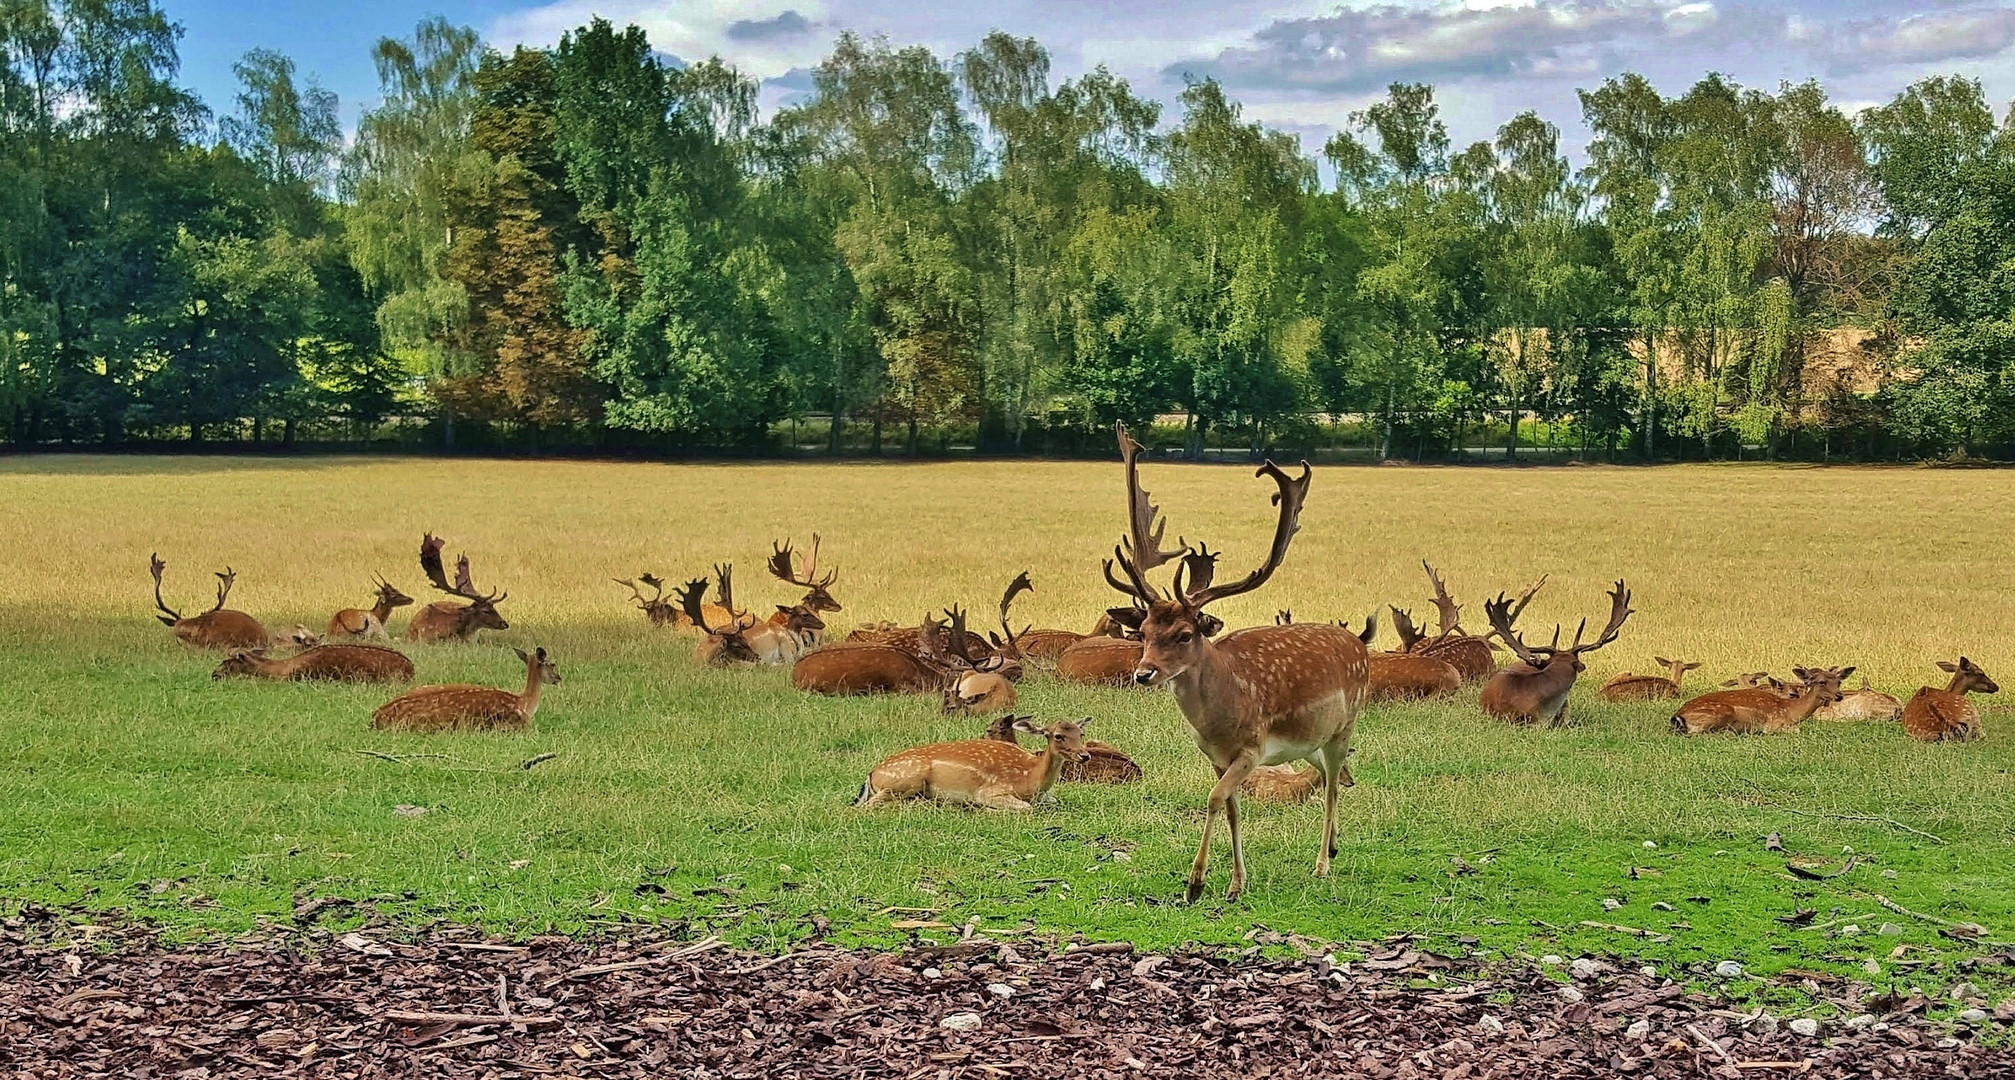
[1405,562,1504,683]
[1671,666,1851,735]
[1365,609,1462,701]
[939,605,1019,714]
[1478,580,1633,726]
[857,717,1091,810]
[371,647,560,733]
[614,574,680,627]
[410,534,510,643]
[985,714,1139,783]
[677,565,826,666]
[1902,658,1998,742]
[1102,422,1369,903]
[767,536,841,640]
[150,555,271,650]
[329,576,415,640]
[214,643,415,683]
[1601,657,1702,702]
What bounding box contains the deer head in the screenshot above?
[615,575,679,626]
[372,575,415,612]
[768,535,841,613]
[1485,579,1633,676]
[677,568,760,664]
[1937,657,1999,695]
[514,646,562,686]
[1656,656,1703,685]
[1100,423,1312,687]
[421,533,509,630]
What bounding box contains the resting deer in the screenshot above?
[1671,666,1852,735]
[1817,675,1904,722]
[1478,580,1633,726]
[614,574,680,627]
[1406,562,1503,683]
[409,534,510,643]
[329,577,415,640]
[939,605,1019,714]
[677,566,764,666]
[371,647,560,733]
[793,641,946,695]
[1056,633,1145,686]
[1902,658,1998,742]
[214,643,415,683]
[1243,764,1325,803]
[150,555,271,650]
[857,717,1091,810]
[1102,422,1369,903]
[987,572,1105,662]
[1601,657,1702,702]
[767,536,842,637]
[1721,671,1787,692]
[986,714,1140,783]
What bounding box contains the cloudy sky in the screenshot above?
[170,0,2015,157]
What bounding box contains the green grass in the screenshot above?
[1,455,2012,1005]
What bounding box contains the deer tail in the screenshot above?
[853,778,875,808]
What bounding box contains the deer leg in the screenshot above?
[1188,753,1259,904]
[1224,791,1247,902]
[1316,744,1347,875]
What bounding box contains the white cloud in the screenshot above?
[490,0,835,79]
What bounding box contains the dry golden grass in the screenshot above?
[6,454,2009,690]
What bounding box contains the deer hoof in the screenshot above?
[1183,880,1205,905]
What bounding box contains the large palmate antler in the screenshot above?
[1388,605,1423,651]
[1103,423,1186,604]
[993,571,1034,657]
[1484,579,1631,666]
[149,553,182,623]
[768,535,837,590]
[1422,561,1463,640]
[420,533,504,603]
[1566,580,1633,657]
[1484,591,1549,667]
[1178,459,1312,611]
[1478,575,1546,643]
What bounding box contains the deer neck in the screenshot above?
[371,598,400,623]
[1944,672,1971,695]
[518,663,544,719]
[1023,740,1067,800]
[1779,688,1828,725]
[1169,644,1242,739]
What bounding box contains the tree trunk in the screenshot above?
[1506,403,1519,461]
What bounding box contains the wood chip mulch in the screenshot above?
[3,907,2009,1078]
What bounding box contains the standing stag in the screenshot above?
[857,718,1091,810]
[214,643,415,683]
[1102,423,1369,903]
[329,576,415,640]
[1671,666,1852,735]
[1600,657,1703,702]
[1902,658,1998,742]
[409,534,510,643]
[371,647,560,733]
[150,554,270,649]
[1478,580,1633,726]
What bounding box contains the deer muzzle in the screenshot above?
[1132,664,1161,687]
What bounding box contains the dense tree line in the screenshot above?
[3,4,2013,459]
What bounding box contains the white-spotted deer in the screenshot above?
[1101,423,1369,902]
[857,717,1091,810]
[1817,676,1904,722]
[1478,581,1633,726]
[614,574,680,627]
[214,643,415,683]
[329,576,415,640]
[371,647,560,733]
[1902,658,1998,742]
[410,534,510,643]
[985,714,1140,783]
[150,554,271,650]
[1600,657,1702,702]
[1671,666,1852,735]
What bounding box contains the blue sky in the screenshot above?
[168,1,2015,154]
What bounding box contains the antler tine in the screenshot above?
[767,538,801,586]
[1184,459,1313,610]
[1109,422,1183,604]
[941,604,976,667]
[674,577,716,634]
[1388,605,1420,651]
[149,553,182,621]
[998,572,1034,656]
[212,567,236,611]
[1484,592,1546,666]
[1423,560,1462,638]
[613,578,647,608]
[1570,580,1633,656]
[713,563,737,617]
[419,533,455,593]
[807,533,835,587]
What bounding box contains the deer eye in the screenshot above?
[1175,630,1193,644]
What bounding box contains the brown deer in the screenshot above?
[1101,422,1369,903]
[677,566,765,666]
[1367,650,1462,701]
[214,643,415,683]
[1671,666,1852,735]
[614,574,680,627]
[939,606,1020,714]
[328,576,415,640]
[409,534,510,643]
[857,718,1091,810]
[1600,657,1703,702]
[372,647,560,733]
[150,554,271,650]
[1479,581,1633,726]
[1055,634,1145,686]
[1243,764,1324,803]
[1817,676,1904,722]
[1902,658,1998,742]
[1407,562,1502,683]
[793,642,946,695]
[985,714,1140,783]
[767,536,842,635]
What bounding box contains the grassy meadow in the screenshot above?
[2,454,2013,1000]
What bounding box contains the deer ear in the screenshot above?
[1938,661,1958,672]
[514,648,530,662]
[1010,718,1042,735]
[1837,666,1855,680]
[1655,657,1671,667]
[1104,606,1146,632]
[1959,656,1974,668]
[1196,613,1224,637]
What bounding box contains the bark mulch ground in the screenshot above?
[3,906,2010,1078]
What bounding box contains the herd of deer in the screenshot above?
[147,423,2000,902]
